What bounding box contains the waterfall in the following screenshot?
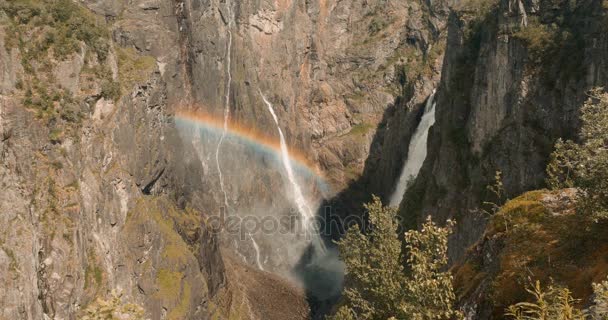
[215,0,233,210]
[389,90,437,207]
[259,90,326,254]
[248,233,264,270]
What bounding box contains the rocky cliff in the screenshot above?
[2,0,605,318]
[0,0,452,318]
[0,0,307,319]
[400,0,608,261]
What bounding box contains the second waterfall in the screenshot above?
[389,90,437,207]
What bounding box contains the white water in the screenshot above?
[259,90,326,254]
[389,90,437,207]
[215,0,233,210]
[215,0,265,271]
[248,233,264,270]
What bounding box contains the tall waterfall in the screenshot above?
[389,90,437,207]
[215,0,233,210]
[259,91,326,254]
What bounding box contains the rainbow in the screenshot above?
[174,109,329,192]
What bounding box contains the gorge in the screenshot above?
[0,0,607,319]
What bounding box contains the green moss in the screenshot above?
[347,122,373,137]
[475,190,608,316]
[2,246,19,273]
[49,128,63,143]
[512,19,558,63]
[489,190,548,235]
[156,269,183,300]
[168,282,191,320]
[117,47,156,93]
[84,256,103,290]
[162,243,189,265]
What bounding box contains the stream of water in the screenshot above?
[260,90,327,255]
[389,90,437,207]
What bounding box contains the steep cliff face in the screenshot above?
[171,0,453,276]
[176,0,449,191]
[0,0,307,319]
[401,0,608,260]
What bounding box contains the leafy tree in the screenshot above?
[547,88,608,221]
[328,196,461,320]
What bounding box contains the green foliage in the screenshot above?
[81,290,145,320]
[100,80,121,102]
[48,128,63,144]
[328,196,461,320]
[547,88,608,221]
[457,0,498,17]
[117,47,156,93]
[347,122,374,138]
[506,281,585,320]
[482,170,507,215]
[506,278,608,320]
[1,0,109,62]
[512,19,558,63]
[368,17,387,34]
[590,279,608,320]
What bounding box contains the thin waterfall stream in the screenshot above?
[259,90,327,255]
[213,3,265,270]
[215,0,233,210]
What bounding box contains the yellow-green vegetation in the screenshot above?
[328,196,462,320]
[512,19,558,63]
[455,190,608,317]
[167,283,191,320]
[506,278,608,319]
[81,290,145,320]
[127,198,200,265]
[84,250,103,290]
[117,47,156,94]
[0,0,111,129]
[547,88,608,221]
[124,198,204,318]
[156,269,183,300]
[2,246,19,273]
[347,122,373,137]
[1,0,109,63]
[456,0,498,16]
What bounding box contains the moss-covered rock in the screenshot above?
[454,189,608,318]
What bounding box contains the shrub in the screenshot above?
[512,20,558,63]
[81,290,145,320]
[506,281,585,320]
[1,0,110,62]
[117,47,156,93]
[100,80,121,102]
[506,277,608,320]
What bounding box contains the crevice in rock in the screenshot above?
[142,167,165,195]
